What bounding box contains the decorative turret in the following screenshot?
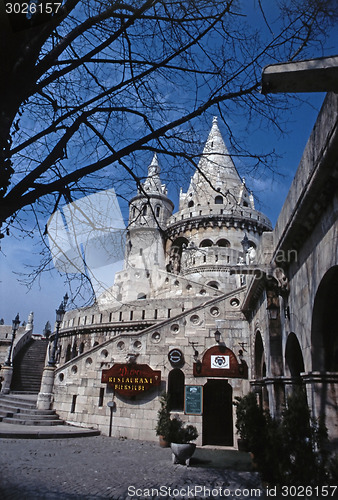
[125,154,174,271]
[166,117,272,289]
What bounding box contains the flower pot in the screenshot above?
[237,438,249,452]
[159,435,170,448]
[171,442,196,466]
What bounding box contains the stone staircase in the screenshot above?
[11,338,48,393]
[0,393,65,426]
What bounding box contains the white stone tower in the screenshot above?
[166,117,272,291]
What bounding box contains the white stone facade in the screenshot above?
[51,100,338,445]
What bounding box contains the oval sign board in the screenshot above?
[168,348,184,366]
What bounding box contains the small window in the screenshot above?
[200,239,213,247]
[98,388,104,407]
[142,204,147,216]
[215,195,223,204]
[217,239,230,247]
[71,395,77,413]
[137,293,147,299]
[65,344,71,362]
[156,205,161,217]
[207,281,219,289]
[188,200,194,208]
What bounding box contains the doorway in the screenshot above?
[202,379,233,446]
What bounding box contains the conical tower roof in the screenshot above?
[143,153,165,194]
[180,117,247,209]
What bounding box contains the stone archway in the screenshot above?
[311,266,338,372]
[309,266,338,438]
[254,331,268,410]
[202,379,233,446]
[285,333,304,378]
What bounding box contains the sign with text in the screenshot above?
[185,385,203,415]
[101,364,161,397]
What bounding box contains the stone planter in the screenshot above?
[171,443,196,466]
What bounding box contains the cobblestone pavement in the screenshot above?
[0,436,264,499]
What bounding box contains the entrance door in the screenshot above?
[202,379,233,446]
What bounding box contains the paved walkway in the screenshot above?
[0,435,264,499]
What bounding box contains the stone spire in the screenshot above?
[194,116,242,188]
[143,154,165,194]
[181,117,243,209]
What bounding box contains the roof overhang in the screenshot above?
[261,55,338,94]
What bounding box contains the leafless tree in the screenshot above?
[0,0,336,306]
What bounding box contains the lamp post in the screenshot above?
[48,294,68,367]
[5,314,20,366]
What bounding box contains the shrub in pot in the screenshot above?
[155,392,171,447]
[169,415,198,466]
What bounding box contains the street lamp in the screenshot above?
[49,294,68,367]
[5,313,20,366]
[267,302,279,320]
[214,329,221,343]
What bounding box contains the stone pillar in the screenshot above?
[1,365,13,394]
[37,366,55,410]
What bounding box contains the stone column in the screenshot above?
[37,366,56,410]
[1,365,13,394]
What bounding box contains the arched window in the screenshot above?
[188,200,194,208]
[168,369,185,411]
[71,341,78,359]
[142,204,147,216]
[200,239,213,247]
[65,344,71,363]
[207,281,219,289]
[216,239,230,247]
[215,195,223,204]
[79,342,85,355]
[155,205,161,217]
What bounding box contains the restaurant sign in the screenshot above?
[101,363,161,397]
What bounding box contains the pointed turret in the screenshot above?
[143,154,166,194]
[180,117,245,210]
[167,116,272,286]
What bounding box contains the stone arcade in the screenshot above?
[48,95,337,446]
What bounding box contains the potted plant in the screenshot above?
[169,415,198,466]
[233,393,266,453]
[155,392,171,447]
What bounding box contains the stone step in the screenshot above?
[8,412,59,421]
[2,417,64,426]
[17,407,56,416]
[0,399,36,410]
